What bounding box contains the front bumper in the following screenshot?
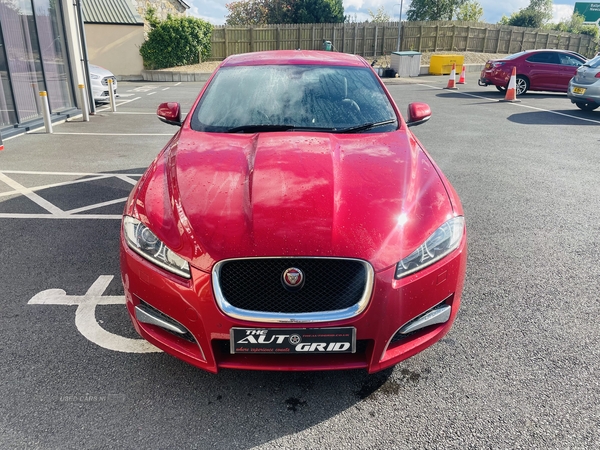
[92,84,118,102]
[120,235,467,374]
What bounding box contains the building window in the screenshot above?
[0,22,17,127]
[0,0,74,128]
[35,0,74,112]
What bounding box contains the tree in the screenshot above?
[225,0,344,25]
[140,16,213,69]
[145,6,161,30]
[368,6,391,23]
[406,0,465,21]
[552,12,599,38]
[553,12,585,33]
[499,0,552,28]
[291,0,344,23]
[455,1,484,22]
[225,0,269,25]
[528,0,552,23]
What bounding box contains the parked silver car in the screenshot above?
[89,64,118,103]
[567,55,600,111]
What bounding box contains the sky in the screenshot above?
[187,1,583,27]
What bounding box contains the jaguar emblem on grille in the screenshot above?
[282,267,304,290]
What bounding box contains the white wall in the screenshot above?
[84,24,145,79]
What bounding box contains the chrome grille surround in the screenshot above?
[212,257,374,323]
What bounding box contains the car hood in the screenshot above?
[89,64,114,78]
[133,130,455,272]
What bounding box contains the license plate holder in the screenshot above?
[573,87,586,95]
[230,327,356,354]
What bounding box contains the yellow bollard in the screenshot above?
[79,84,89,122]
[108,78,116,112]
[39,91,53,133]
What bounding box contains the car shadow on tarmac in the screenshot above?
[506,109,600,126]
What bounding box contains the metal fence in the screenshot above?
[209,21,598,60]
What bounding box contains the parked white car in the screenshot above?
[89,64,118,103]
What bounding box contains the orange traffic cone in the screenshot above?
[500,66,521,102]
[457,65,466,84]
[444,63,458,90]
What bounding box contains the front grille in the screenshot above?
[101,76,117,86]
[216,258,370,314]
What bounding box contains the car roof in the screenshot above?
[523,49,582,55]
[221,50,369,68]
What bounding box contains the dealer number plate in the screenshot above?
[230,327,356,354]
[573,87,586,95]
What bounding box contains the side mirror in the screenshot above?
[406,102,431,127]
[157,102,182,126]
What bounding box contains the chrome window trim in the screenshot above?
[212,257,374,323]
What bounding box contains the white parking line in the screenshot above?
[0,171,141,220]
[162,87,170,91]
[96,96,141,112]
[51,132,172,136]
[129,86,158,92]
[174,82,182,86]
[0,172,65,215]
[115,174,142,186]
[113,112,157,115]
[0,213,122,219]
[0,170,144,176]
[0,174,113,199]
[418,84,600,125]
[66,198,129,214]
[147,92,156,96]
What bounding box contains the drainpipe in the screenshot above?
[75,0,96,114]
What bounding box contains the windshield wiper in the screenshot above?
[336,119,397,134]
[226,124,339,133]
[227,124,296,133]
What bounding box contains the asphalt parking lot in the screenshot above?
[1,76,599,449]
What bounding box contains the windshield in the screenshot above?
[191,64,397,133]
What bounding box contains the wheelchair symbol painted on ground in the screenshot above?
[28,275,161,353]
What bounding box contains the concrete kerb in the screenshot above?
[142,70,212,82]
[141,64,484,83]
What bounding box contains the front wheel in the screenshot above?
[575,102,599,111]
[515,75,529,95]
[495,85,506,93]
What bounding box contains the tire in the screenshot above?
[515,75,529,95]
[575,102,599,111]
[495,85,506,93]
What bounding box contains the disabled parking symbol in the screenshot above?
[28,275,161,353]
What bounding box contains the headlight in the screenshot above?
[123,216,190,279]
[395,216,465,279]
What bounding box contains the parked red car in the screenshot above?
[120,50,467,374]
[479,49,586,95]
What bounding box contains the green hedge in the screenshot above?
[140,16,213,70]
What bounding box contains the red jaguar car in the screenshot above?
[479,49,586,95]
[120,50,467,374]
